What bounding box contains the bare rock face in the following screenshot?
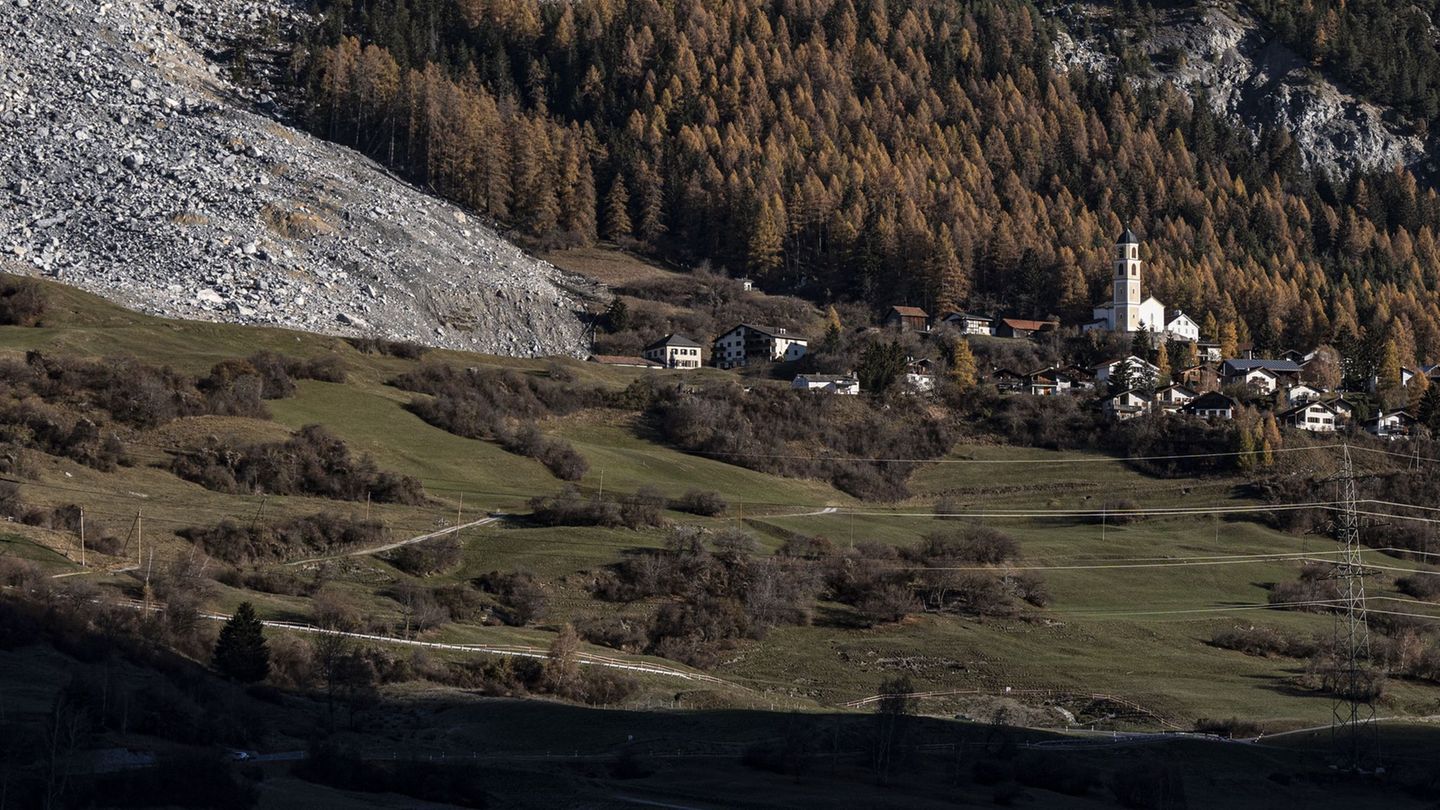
[1052,3,1425,180]
[0,0,598,357]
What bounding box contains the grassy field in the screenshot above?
[3,278,1440,735]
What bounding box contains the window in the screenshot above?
[1130,246,1137,259]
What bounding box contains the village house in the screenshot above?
[1177,363,1219,393]
[1091,355,1160,387]
[712,324,808,369]
[642,333,704,369]
[1365,410,1416,440]
[939,312,994,336]
[588,354,662,368]
[996,317,1058,339]
[1154,383,1198,412]
[1025,367,1075,396]
[1182,391,1238,420]
[990,367,1027,393]
[1104,389,1150,420]
[1326,396,1358,424]
[884,305,930,331]
[1196,342,1223,362]
[792,373,861,395]
[903,357,936,392]
[1083,228,1199,343]
[1284,383,1325,406]
[1221,359,1301,395]
[1059,364,1097,391]
[1279,400,1339,433]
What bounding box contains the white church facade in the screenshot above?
[1084,228,1198,342]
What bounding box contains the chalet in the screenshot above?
[903,357,935,392]
[939,312,994,336]
[990,367,1027,393]
[996,317,1057,339]
[587,354,661,368]
[1365,410,1416,440]
[1326,396,1359,424]
[1221,359,1300,395]
[1196,342,1223,362]
[1091,355,1160,387]
[712,324,808,369]
[1178,363,1219,393]
[1164,310,1200,342]
[1284,383,1325,406]
[792,373,860,395]
[1026,367,1073,397]
[643,333,704,369]
[1104,389,1150,420]
[1059,364,1096,391]
[1183,391,1238,420]
[885,306,930,331]
[1277,349,1311,364]
[1154,383,1198,412]
[1279,401,1339,433]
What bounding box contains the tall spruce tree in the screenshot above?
[214,602,270,683]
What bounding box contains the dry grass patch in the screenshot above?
[261,202,337,240]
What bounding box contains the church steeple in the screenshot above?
[1113,226,1142,331]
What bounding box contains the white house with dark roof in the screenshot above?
[1154,383,1198,412]
[643,333,704,369]
[1183,391,1238,420]
[1285,383,1325,406]
[939,312,994,336]
[1091,355,1160,387]
[712,324,808,369]
[1279,400,1339,433]
[1221,359,1301,395]
[1084,228,1198,342]
[792,373,860,395]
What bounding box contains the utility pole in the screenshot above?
[1329,444,1381,774]
[78,507,85,568]
[456,493,464,526]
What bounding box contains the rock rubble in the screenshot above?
[0,0,598,357]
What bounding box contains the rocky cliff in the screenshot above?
[1052,2,1428,180]
[0,0,597,357]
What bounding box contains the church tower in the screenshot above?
[1113,226,1142,332]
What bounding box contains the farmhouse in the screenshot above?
[996,317,1057,339]
[1025,367,1075,396]
[990,367,1027,392]
[643,333,704,369]
[939,312,994,336]
[1366,410,1416,440]
[1083,228,1198,342]
[1279,401,1339,433]
[792,373,860,395]
[1103,389,1150,420]
[1285,383,1325,405]
[1154,383,1197,412]
[884,305,930,331]
[1091,355,1160,387]
[712,324,808,369]
[1183,391,1238,420]
[1221,359,1300,395]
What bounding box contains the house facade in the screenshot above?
[712,324,808,368]
[1183,392,1238,420]
[996,317,1057,339]
[1279,401,1339,433]
[885,306,930,331]
[1084,228,1198,342]
[1154,383,1197,412]
[940,312,994,336]
[1091,355,1160,387]
[792,373,860,395]
[642,333,704,369]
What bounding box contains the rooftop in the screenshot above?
[645,333,703,350]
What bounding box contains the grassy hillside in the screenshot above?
[2,276,1439,738]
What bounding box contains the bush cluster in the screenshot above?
[388,534,463,576]
[648,380,953,500]
[498,422,588,480]
[178,513,387,564]
[345,336,428,359]
[474,570,548,626]
[0,276,46,326]
[169,424,425,504]
[526,485,666,530]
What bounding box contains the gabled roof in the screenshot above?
[1222,358,1302,374]
[940,311,991,322]
[1090,355,1159,372]
[998,317,1054,331]
[1185,391,1238,410]
[645,333,703,351]
[990,366,1025,378]
[1164,310,1195,323]
[888,305,928,318]
[1156,383,1197,397]
[1278,400,1338,419]
[720,323,807,342]
[795,373,857,384]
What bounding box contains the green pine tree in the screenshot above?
[214,601,270,683]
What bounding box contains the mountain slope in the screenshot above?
[0,0,595,356]
[1052,1,1428,180]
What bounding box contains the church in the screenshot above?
[1083,228,1199,342]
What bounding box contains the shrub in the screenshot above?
[575,615,649,652]
[671,489,728,516]
[0,276,46,326]
[1193,716,1263,738]
[170,424,425,504]
[1397,574,1440,602]
[345,336,428,359]
[389,535,462,576]
[475,571,548,626]
[1209,626,1315,658]
[498,423,589,480]
[911,525,1018,565]
[620,485,666,528]
[178,513,387,564]
[527,486,624,527]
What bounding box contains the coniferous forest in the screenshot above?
[295,0,1440,366]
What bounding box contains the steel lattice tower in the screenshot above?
[1330,444,1380,773]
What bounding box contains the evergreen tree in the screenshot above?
[1419,383,1440,430]
[821,305,843,353]
[857,341,908,394]
[605,297,630,332]
[1219,321,1239,360]
[604,176,632,241]
[1155,340,1171,384]
[214,602,270,683]
[1378,338,1404,407]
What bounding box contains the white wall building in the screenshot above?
[1084,228,1198,343]
[792,373,860,395]
[642,333,704,369]
[712,324,808,369]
